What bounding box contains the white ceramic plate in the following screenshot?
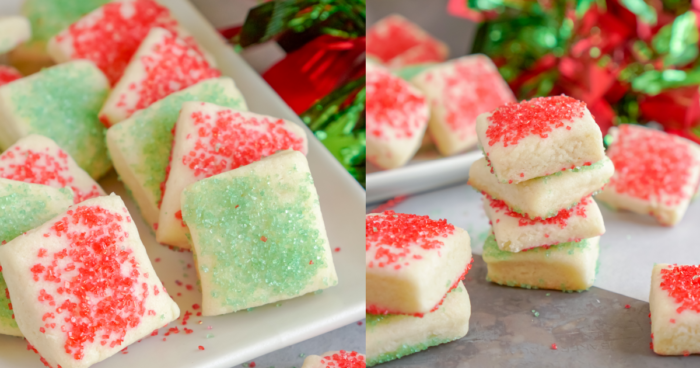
[366,149,481,204]
[0,1,365,367]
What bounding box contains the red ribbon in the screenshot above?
[262,35,366,114]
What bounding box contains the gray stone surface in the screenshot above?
[376,254,700,367]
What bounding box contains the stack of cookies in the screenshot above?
[469,95,614,291]
[365,211,473,366]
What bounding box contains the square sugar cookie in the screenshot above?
[301,351,366,368]
[469,157,614,219]
[106,77,247,229]
[0,135,105,204]
[366,211,472,316]
[99,27,220,127]
[483,194,605,252]
[157,101,307,249]
[181,150,337,315]
[0,60,111,179]
[48,0,196,86]
[412,55,516,156]
[475,95,606,184]
[0,16,31,54]
[0,178,74,337]
[596,124,700,226]
[366,282,470,367]
[649,264,700,356]
[0,194,180,368]
[366,14,448,68]
[483,234,599,291]
[366,62,429,169]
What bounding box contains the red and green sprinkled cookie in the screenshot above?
[366,282,471,366]
[99,27,220,127]
[412,54,516,156]
[157,101,307,249]
[0,60,111,179]
[0,135,105,204]
[48,0,198,86]
[468,156,614,220]
[0,178,74,337]
[650,264,700,355]
[366,62,429,169]
[475,95,606,184]
[483,194,605,253]
[366,14,448,68]
[0,194,180,368]
[106,77,248,229]
[366,211,472,317]
[301,350,366,368]
[181,150,338,315]
[596,124,700,226]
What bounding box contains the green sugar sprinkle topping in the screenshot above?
[0,183,73,243]
[483,234,591,261]
[182,167,329,311]
[0,275,18,330]
[367,336,459,366]
[532,309,540,317]
[23,0,111,43]
[113,79,246,203]
[8,62,110,178]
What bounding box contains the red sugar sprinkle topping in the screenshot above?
[55,0,188,85]
[486,193,589,228]
[366,67,427,140]
[485,95,586,147]
[606,124,697,206]
[319,350,366,367]
[551,343,558,350]
[366,211,455,268]
[0,146,101,203]
[438,58,515,138]
[248,362,256,367]
[659,264,700,314]
[0,65,22,86]
[198,345,205,351]
[110,30,220,120]
[625,304,631,309]
[366,16,445,64]
[30,206,151,361]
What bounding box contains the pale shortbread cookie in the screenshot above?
[0,135,105,204]
[366,282,470,367]
[181,151,337,316]
[0,60,111,179]
[475,95,606,184]
[366,211,472,316]
[48,0,197,86]
[366,14,448,68]
[483,234,600,291]
[469,157,614,219]
[301,350,366,368]
[483,194,605,252]
[0,65,22,86]
[0,194,180,368]
[412,55,516,156]
[99,27,220,127]
[649,264,700,356]
[0,16,31,54]
[366,62,428,169]
[106,77,247,229]
[596,124,700,226]
[157,101,307,249]
[0,179,74,337]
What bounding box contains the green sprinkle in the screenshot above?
[6,62,111,178]
[532,309,540,317]
[23,0,111,43]
[275,303,282,307]
[206,333,214,339]
[366,336,459,366]
[546,293,551,296]
[299,353,306,358]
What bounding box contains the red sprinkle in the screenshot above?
[198,345,205,351]
[606,124,696,206]
[625,304,631,309]
[659,265,700,314]
[318,350,366,367]
[485,95,586,147]
[551,343,558,350]
[486,193,590,229]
